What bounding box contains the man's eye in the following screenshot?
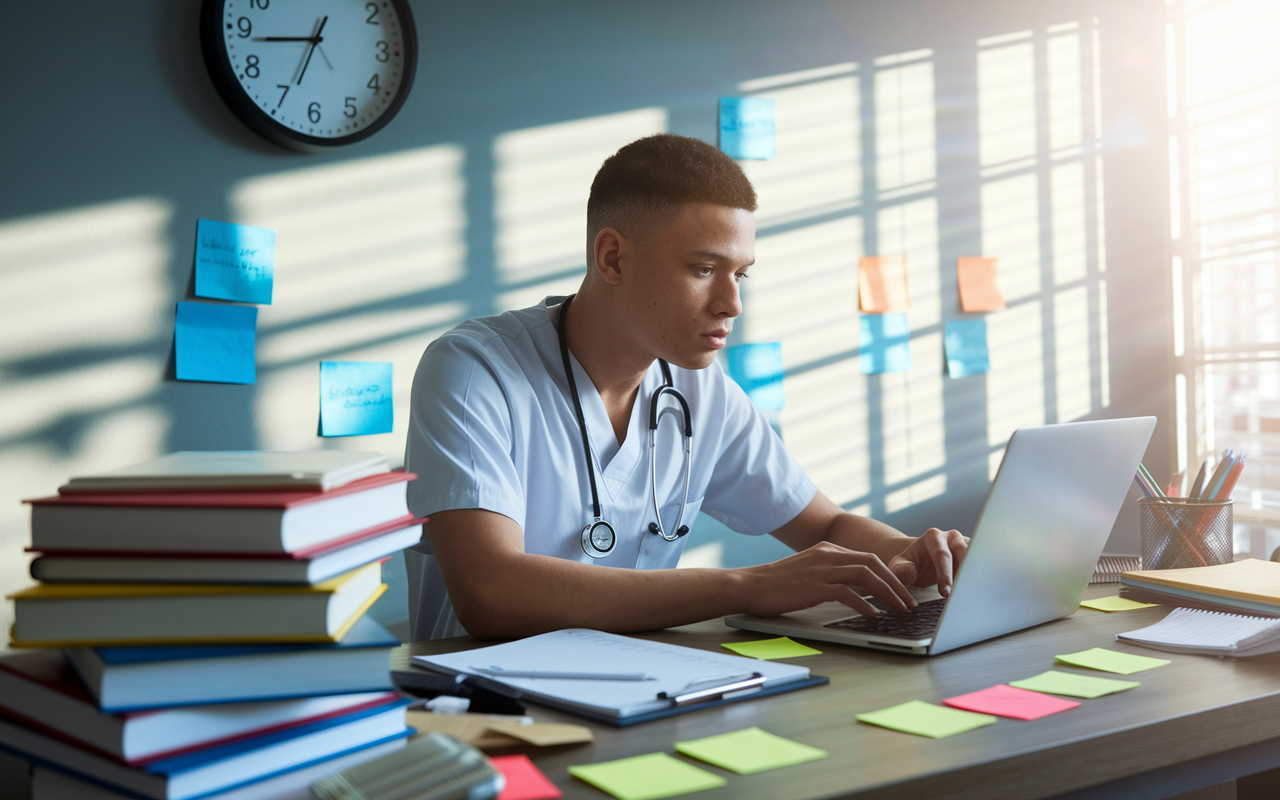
[698,266,714,275]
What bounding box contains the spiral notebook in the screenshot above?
[1117,607,1280,656]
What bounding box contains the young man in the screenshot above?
[404,133,966,640]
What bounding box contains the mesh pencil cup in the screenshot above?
[1139,497,1233,570]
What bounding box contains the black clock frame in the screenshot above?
[199,0,418,153]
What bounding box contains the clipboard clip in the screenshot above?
[657,672,766,707]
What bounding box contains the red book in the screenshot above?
[26,473,416,555]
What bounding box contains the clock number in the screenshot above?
[344,97,358,118]
[244,55,260,79]
[308,102,321,123]
[375,41,389,62]
[250,0,269,8]
[366,3,379,24]
[237,17,252,38]
[276,84,290,107]
[367,74,381,91]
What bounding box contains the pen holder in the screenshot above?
[1139,498,1233,571]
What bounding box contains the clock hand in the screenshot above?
[254,36,318,42]
[295,16,329,86]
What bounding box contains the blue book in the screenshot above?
[66,616,398,713]
[0,697,410,800]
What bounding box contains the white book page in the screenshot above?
[415,629,809,717]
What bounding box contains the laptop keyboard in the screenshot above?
[823,597,947,640]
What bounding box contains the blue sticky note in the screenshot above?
[727,343,785,410]
[320,362,394,437]
[945,319,991,378]
[719,97,776,160]
[194,219,276,305]
[860,313,912,374]
[174,301,257,384]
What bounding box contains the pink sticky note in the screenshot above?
[491,754,563,800]
[943,684,1080,721]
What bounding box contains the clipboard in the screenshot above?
[414,629,826,726]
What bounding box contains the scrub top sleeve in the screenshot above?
[404,337,527,553]
[700,375,817,537]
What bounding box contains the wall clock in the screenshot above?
[200,0,417,152]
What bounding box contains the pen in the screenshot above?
[1202,451,1236,500]
[1188,458,1210,499]
[471,665,654,681]
[1213,452,1246,501]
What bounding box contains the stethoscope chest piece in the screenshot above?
[581,518,617,558]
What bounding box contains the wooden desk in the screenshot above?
[396,586,1280,800]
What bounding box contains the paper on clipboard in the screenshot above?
[413,629,811,720]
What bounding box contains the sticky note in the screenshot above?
[174,301,257,384]
[856,700,996,739]
[720,637,821,660]
[1055,647,1171,675]
[194,219,276,305]
[719,96,776,160]
[943,684,1080,721]
[491,754,562,800]
[860,313,912,374]
[568,753,725,800]
[1080,596,1160,612]
[957,257,1005,312]
[944,319,991,378]
[1009,670,1140,699]
[675,727,826,774]
[320,362,393,437]
[858,256,910,312]
[726,343,785,410]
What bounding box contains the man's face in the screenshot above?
[619,202,755,371]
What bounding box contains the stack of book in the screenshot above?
[1,451,423,799]
[1121,558,1280,617]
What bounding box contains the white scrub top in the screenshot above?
[403,297,817,639]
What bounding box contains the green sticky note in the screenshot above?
[856,700,996,739]
[1055,647,1171,675]
[1010,670,1140,699]
[675,727,827,774]
[720,637,822,660]
[1080,596,1159,612]
[568,753,725,800]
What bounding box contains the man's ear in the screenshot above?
[593,227,626,285]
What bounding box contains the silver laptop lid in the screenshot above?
[927,417,1156,655]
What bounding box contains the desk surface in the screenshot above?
[395,586,1280,800]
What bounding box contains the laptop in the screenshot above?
[726,417,1156,656]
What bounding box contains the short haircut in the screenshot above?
[586,133,758,264]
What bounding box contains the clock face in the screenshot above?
[201,0,417,150]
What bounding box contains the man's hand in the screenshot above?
[738,541,917,619]
[887,528,969,597]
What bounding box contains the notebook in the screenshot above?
[1117,607,1280,656]
[58,451,389,494]
[1121,559,1280,616]
[414,629,822,726]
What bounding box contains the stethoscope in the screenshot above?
[556,294,693,559]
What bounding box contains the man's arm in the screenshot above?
[770,490,969,598]
[426,506,921,639]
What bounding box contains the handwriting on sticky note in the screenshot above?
[320,361,393,437]
[859,256,910,312]
[174,301,257,385]
[943,684,1080,721]
[1080,596,1159,612]
[719,96,776,160]
[726,342,785,411]
[944,319,990,378]
[856,699,996,739]
[720,637,820,660]
[1055,647,1170,675]
[194,219,276,305]
[860,313,912,374]
[490,754,563,800]
[1009,670,1140,699]
[957,257,1005,312]
[675,727,826,774]
[568,752,725,800]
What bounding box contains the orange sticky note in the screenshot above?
[859,256,910,312]
[957,257,1006,312]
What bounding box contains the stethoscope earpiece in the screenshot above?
[558,294,694,552]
